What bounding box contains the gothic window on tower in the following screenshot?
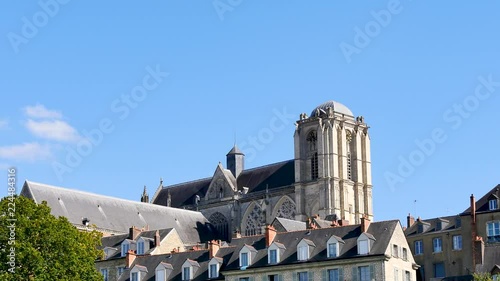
[244,203,265,236]
[208,212,229,241]
[307,131,318,180]
[346,131,353,180]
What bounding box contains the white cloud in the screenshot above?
[0,119,8,129]
[25,119,81,143]
[0,142,52,162]
[24,104,62,119]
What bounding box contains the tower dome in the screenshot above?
[310,100,353,117]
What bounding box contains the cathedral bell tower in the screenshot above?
[294,101,373,223]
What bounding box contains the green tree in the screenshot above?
[0,196,103,280]
[473,272,494,281]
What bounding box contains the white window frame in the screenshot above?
[121,241,130,257]
[392,244,399,258]
[490,199,498,210]
[137,240,145,255]
[433,237,442,253]
[488,221,500,237]
[208,257,222,279]
[414,240,423,255]
[156,269,166,281]
[326,235,342,258]
[100,268,108,281]
[298,245,308,261]
[394,268,399,281]
[357,233,372,255]
[240,252,249,267]
[452,235,462,250]
[131,272,139,281]
[268,242,284,264]
[182,266,191,280]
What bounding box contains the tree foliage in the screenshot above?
[473,272,494,281]
[0,196,103,280]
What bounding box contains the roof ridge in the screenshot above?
[24,180,204,215]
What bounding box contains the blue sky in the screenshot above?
[1,1,499,224]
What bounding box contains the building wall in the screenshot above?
[95,258,126,281]
[386,225,418,281]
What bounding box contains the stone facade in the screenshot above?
[151,100,373,240]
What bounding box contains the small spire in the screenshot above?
[143,185,147,195]
[160,177,163,186]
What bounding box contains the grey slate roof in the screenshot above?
[109,220,399,281]
[272,217,307,232]
[20,181,215,244]
[153,160,295,208]
[405,215,461,236]
[462,184,500,214]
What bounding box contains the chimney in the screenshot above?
[337,219,349,226]
[209,240,220,258]
[474,236,484,266]
[126,250,136,268]
[129,226,141,240]
[155,230,161,248]
[361,216,371,233]
[265,225,277,247]
[470,194,476,224]
[407,213,415,228]
[233,230,241,239]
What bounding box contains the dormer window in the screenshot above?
[136,237,152,255]
[103,247,117,259]
[239,245,257,268]
[208,257,223,279]
[490,199,498,210]
[130,265,148,281]
[327,235,344,258]
[268,242,286,264]
[357,233,375,255]
[121,240,135,257]
[137,241,145,255]
[297,239,315,261]
[155,262,173,281]
[181,259,200,281]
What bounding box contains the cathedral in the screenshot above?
[149,100,373,241]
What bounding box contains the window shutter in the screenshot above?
[369,265,375,280]
[292,272,298,281]
[308,271,314,281]
[321,269,327,281]
[339,268,344,281]
[250,277,255,281]
[262,276,267,281]
[352,267,358,281]
[279,274,284,281]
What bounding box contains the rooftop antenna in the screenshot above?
[414,200,417,217]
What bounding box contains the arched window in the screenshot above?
[307,131,318,180]
[275,197,296,220]
[346,131,353,180]
[208,212,229,241]
[244,204,265,236]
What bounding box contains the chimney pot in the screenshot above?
[407,213,415,228]
[361,216,371,233]
[209,240,220,258]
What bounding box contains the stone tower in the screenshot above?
[141,185,149,203]
[294,101,373,223]
[226,145,245,178]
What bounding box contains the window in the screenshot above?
[414,240,423,255]
[358,266,371,281]
[311,153,319,180]
[240,252,249,267]
[156,269,166,281]
[121,243,129,257]
[137,241,144,255]
[490,199,499,210]
[209,264,218,278]
[298,245,308,261]
[328,242,338,258]
[405,271,411,281]
[240,278,250,281]
[433,237,442,253]
[453,235,462,250]
[488,221,500,237]
[392,245,399,258]
[433,262,445,278]
[268,275,280,281]
[417,224,424,234]
[347,152,352,180]
[436,221,442,231]
[131,272,138,281]
[394,268,399,281]
[328,269,342,281]
[358,239,369,255]
[182,267,191,280]
[298,272,309,281]
[455,218,462,228]
[117,267,125,277]
[402,248,408,260]
[100,268,108,281]
[269,249,277,264]
[307,131,318,180]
